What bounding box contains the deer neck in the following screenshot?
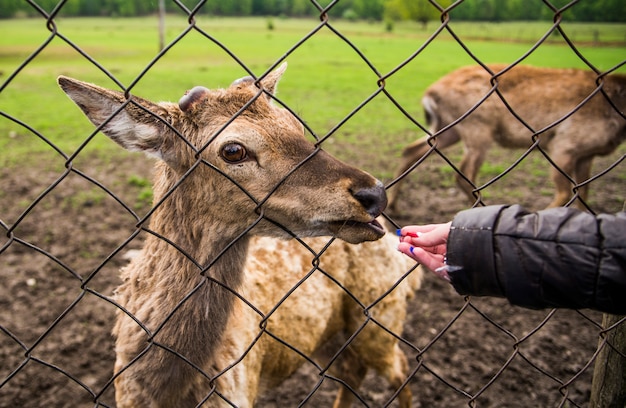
[119,164,252,405]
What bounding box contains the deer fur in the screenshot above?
[388,64,626,212]
[213,233,419,407]
[58,64,421,407]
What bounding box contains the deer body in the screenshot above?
[58,64,419,407]
[388,64,626,211]
[213,234,418,407]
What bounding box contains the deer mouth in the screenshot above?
[328,217,386,243]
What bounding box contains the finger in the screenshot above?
[405,232,447,248]
[411,247,446,272]
[397,224,439,237]
[399,234,441,248]
[397,242,417,259]
[397,242,445,271]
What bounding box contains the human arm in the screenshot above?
[399,205,626,314]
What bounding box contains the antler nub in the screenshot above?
[179,86,210,113]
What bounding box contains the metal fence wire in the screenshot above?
[1,0,625,407]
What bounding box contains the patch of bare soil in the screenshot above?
[0,144,624,407]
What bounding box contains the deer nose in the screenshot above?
[353,180,387,217]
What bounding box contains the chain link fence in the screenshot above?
[1,0,625,407]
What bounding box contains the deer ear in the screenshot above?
[58,76,169,159]
[259,62,287,96]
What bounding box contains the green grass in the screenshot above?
[126,175,153,209]
[1,16,625,169]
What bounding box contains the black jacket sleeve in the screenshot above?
[446,205,626,314]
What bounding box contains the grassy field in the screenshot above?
[1,16,625,171]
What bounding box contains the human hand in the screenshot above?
[397,222,452,281]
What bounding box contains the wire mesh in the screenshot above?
[1,0,625,407]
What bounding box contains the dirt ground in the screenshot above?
[0,142,624,407]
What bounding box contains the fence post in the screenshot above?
[589,314,626,408]
[158,0,165,52]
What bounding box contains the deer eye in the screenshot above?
[220,143,247,163]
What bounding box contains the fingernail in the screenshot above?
[396,228,402,236]
[406,232,420,238]
[409,246,414,254]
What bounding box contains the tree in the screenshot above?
[252,0,277,15]
[0,0,20,18]
[290,0,315,17]
[353,0,384,20]
[0,0,624,21]
[385,0,447,28]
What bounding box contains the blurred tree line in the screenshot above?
[2,0,624,22]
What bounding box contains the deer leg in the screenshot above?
[335,325,413,408]
[381,345,412,408]
[547,152,576,208]
[387,128,461,214]
[457,145,488,203]
[332,349,368,408]
[548,169,574,208]
[387,136,432,214]
[573,156,593,207]
[332,345,411,408]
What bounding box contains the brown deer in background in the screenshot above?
[58,64,420,408]
[387,64,626,213]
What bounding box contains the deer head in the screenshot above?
[57,63,386,245]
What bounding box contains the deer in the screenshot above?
[387,64,626,213]
[58,63,421,408]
